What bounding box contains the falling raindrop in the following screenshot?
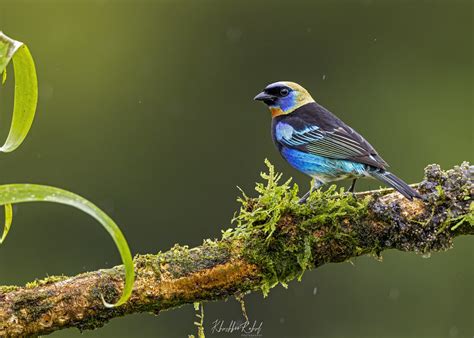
[226,28,242,43]
[313,287,318,296]
[40,82,54,101]
[388,288,400,300]
[448,326,459,337]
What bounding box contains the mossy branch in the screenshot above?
[0,162,472,337]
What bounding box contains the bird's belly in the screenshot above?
[280,147,368,183]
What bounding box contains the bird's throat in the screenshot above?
[270,107,285,117]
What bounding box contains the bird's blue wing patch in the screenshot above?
[275,122,322,146]
[276,121,385,168]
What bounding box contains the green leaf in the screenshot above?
[0,32,38,152]
[0,32,22,73]
[0,184,135,307]
[0,204,12,243]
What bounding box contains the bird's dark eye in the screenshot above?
[280,88,290,97]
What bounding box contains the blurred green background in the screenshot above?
[0,0,472,337]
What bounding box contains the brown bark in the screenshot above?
[0,162,472,337]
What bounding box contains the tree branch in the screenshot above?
[0,162,472,337]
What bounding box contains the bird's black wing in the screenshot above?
[274,102,389,170]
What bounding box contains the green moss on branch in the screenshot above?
[223,161,472,296]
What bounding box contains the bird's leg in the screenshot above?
[298,190,312,204]
[298,179,322,204]
[347,178,357,193]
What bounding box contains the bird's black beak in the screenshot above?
[254,91,276,105]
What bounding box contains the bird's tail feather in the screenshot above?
[370,169,421,200]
